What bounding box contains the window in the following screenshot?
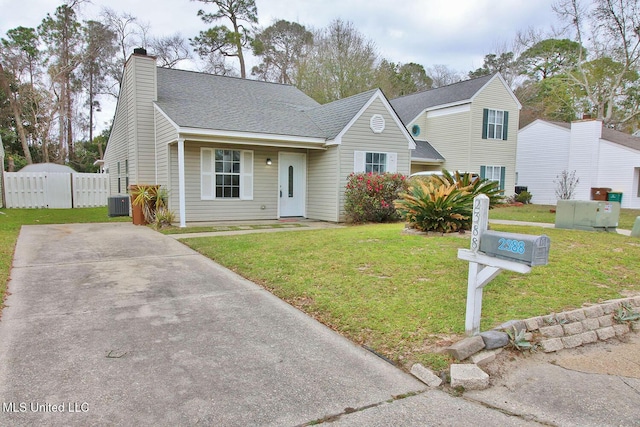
[365,152,387,173]
[411,124,421,137]
[482,108,509,140]
[354,151,397,174]
[201,148,253,200]
[480,165,506,190]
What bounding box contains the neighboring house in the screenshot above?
[517,119,640,209]
[104,50,415,226]
[391,73,521,193]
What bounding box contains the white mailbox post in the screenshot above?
[458,195,550,336]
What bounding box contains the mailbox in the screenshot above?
[479,230,550,266]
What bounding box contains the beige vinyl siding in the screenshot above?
[471,77,520,194]
[170,142,302,222]
[104,54,158,196]
[419,110,472,173]
[307,147,339,221]
[104,58,135,195]
[132,57,157,184]
[409,114,429,141]
[154,109,177,190]
[337,98,412,221]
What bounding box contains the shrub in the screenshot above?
[515,191,532,204]
[429,170,504,207]
[554,169,579,200]
[344,172,408,223]
[394,180,474,233]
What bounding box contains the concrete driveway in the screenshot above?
[0,223,425,426]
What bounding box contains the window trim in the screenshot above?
[480,165,506,191]
[353,150,398,174]
[482,108,509,141]
[201,147,254,200]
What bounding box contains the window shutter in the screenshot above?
[502,111,509,140]
[482,109,488,139]
[480,165,486,179]
[201,148,214,199]
[240,150,253,200]
[387,152,397,173]
[500,166,506,190]
[354,151,365,173]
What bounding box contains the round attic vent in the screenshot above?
[411,124,421,137]
[370,114,385,134]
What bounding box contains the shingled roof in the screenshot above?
[412,140,445,162]
[527,119,640,152]
[156,68,382,140]
[390,74,495,124]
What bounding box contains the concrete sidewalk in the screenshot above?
[0,223,532,426]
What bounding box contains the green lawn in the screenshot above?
[0,208,129,309]
[183,219,640,370]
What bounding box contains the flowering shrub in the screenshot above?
[344,172,408,223]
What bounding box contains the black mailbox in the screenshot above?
[479,230,550,266]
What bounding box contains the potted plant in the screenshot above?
[129,184,164,225]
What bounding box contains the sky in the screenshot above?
[0,0,564,131]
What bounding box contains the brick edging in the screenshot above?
[505,296,640,353]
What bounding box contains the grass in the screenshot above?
[182,214,640,371]
[0,208,129,307]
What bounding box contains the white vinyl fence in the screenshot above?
[3,172,109,209]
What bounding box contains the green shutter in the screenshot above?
[500,167,506,190]
[480,165,486,179]
[502,111,509,140]
[482,109,488,139]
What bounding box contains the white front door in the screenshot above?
[279,153,306,217]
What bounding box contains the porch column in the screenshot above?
[178,138,186,228]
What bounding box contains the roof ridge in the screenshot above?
[156,66,302,90]
[392,72,495,101]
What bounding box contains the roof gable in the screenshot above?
[318,89,415,149]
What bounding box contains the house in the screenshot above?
[517,119,640,209]
[391,73,521,193]
[103,49,415,226]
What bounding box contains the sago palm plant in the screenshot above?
[394,180,475,233]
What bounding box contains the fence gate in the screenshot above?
[3,172,108,209]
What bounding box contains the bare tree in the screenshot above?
[426,64,464,88]
[553,0,640,127]
[149,34,192,69]
[100,8,149,93]
[252,20,313,84]
[298,19,378,103]
[554,169,580,199]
